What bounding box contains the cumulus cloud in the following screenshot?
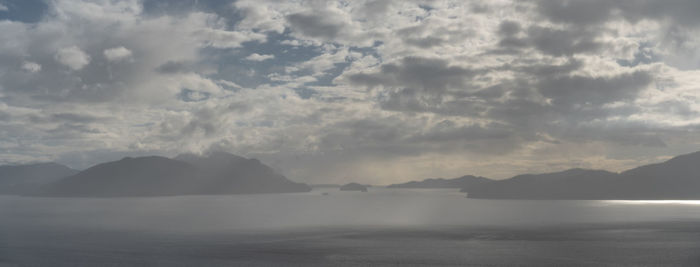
[55,46,91,70]
[21,61,41,73]
[103,46,132,62]
[245,53,274,61]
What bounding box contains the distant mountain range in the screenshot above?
[385,151,700,200]
[386,175,492,190]
[465,168,620,199]
[3,150,700,199]
[0,152,311,197]
[0,163,78,194]
[467,151,700,200]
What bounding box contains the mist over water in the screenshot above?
[3,188,700,266]
[4,188,700,233]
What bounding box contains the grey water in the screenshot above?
[2,188,700,266]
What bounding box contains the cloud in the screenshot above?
[286,12,344,41]
[349,57,478,94]
[245,53,274,61]
[21,61,41,73]
[537,71,653,107]
[194,28,267,48]
[1,0,700,184]
[55,46,91,70]
[0,3,8,12]
[103,46,132,62]
[534,0,700,28]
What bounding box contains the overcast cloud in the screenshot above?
[0,0,699,184]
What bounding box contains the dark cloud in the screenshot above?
[515,58,583,77]
[350,57,479,95]
[537,71,653,106]
[498,21,522,36]
[526,26,601,56]
[493,23,601,57]
[349,57,484,114]
[286,12,344,40]
[534,0,700,28]
[396,25,447,49]
[155,61,191,74]
[347,51,662,151]
[403,36,446,49]
[534,0,616,27]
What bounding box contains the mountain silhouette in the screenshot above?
[467,151,700,199]
[465,168,619,199]
[41,152,310,197]
[386,175,492,190]
[0,163,78,195]
[174,151,311,194]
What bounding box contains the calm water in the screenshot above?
[2,188,700,266]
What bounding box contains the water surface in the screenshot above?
[2,188,700,266]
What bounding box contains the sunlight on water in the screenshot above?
[606,200,700,205]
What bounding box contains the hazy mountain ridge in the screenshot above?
[386,175,492,190]
[5,150,700,199]
[0,163,78,195]
[39,152,311,197]
[467,151,700,200]
[174,151,311,194]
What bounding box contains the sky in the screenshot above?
[0,0,700,185]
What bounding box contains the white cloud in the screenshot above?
[55,46,91,70]
[244,53,275,61]
[194,28,267,48]
[0,3,8,12]
[21,61,41,73]
[103,46,132,62]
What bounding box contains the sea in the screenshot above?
[2,188,700,266]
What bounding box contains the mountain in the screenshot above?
[339,183,368,192]
[41,152,311,197]
[467,151,700,200]
[174,151,311,194]
[0,163,78,195]
[41,156,200,197]
[386,175,492,190]
[614,151,700,199]
[465,168,619,199]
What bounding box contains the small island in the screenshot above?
[339,183,368,192]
